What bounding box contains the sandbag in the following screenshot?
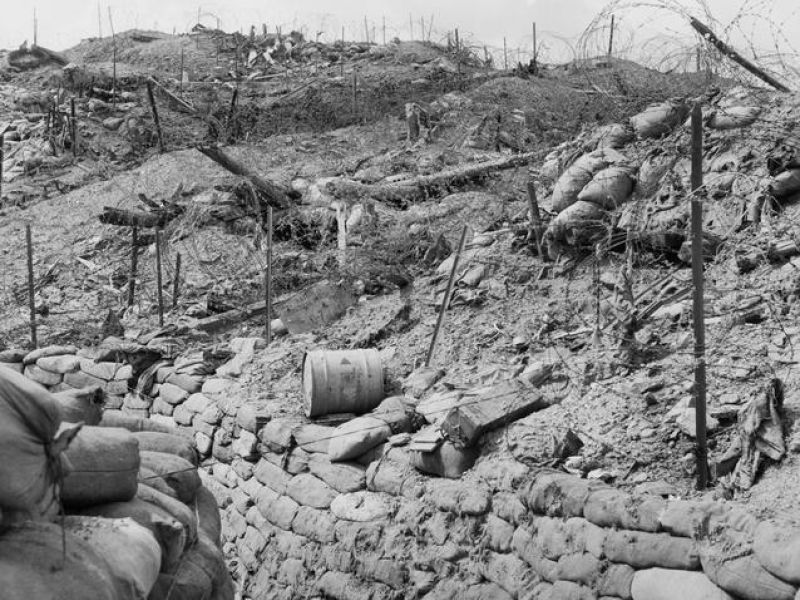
[194,485,222,547]
[139,465,180,499]
[593,123,634,149]
[149,534,226,600]
[551,152,608,213]
[630,98,689,138]
[140,450,201,504]
[411,441,478,478]
[0,366,69,517]
[544,200,607,248]
[577,165,636,209]
[100,410,178,434]
[79,497,188,572]
[137,483,198,545]
[770,169,800,198]
[62,425,140,508]
[754,520,800,585]
[53,385,105,425]
[64,515,161,600]
[700,549,796,600]
[0,520,122,600]
[631,568,734,600]
[133,431,198,466]
[709,106,761,130]
[328,415,392,462]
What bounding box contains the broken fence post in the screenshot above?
[226,86,238,141]
[128,226,138,307]
[265,206,273,344]
[155,228,165,326]
[25,224,38,348]
[172,251,181,309]
[425,224,469,367]
[146,80,166,153]
[690,102,709,489]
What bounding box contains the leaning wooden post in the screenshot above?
[527,178,544,256]
[172,251,181,309]
[155,229,165,326]
[608,14,615,59]
[425,225,469,367]
[128,227,138,306]
[25,224,38,348]
[690,103,709,489]
[265,206,273,344]
[146,81,166,153]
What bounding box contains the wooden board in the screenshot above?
[440,379,549,447]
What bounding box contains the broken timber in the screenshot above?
[99,206,175,228]
[690,17,790,93]
[440,379,553,447]
[327,151,540,206]
[196,145,294,210]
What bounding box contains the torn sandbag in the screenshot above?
[577,165,636,209]
[592,123,634,149]
[708,106,761,130]
[769,168,800,198]
[544,200,608,255]
[0,521,123,600]
[0,366,79,518]
[53,385,105,425]
[720,378,785,491]
[630,98,689,139]
[63,515,162,600]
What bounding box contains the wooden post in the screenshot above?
[608,14,615,60]
[112,44,117,106]
[352,67,358,121]
[179,46,185,95]
[455,28,461,75]
[382,16,386,45]
[128,227,138,306]
[427,14,434,41]
[419,17,424,41]
[33,8,38,46]
[527,178,543,256]
[409,13,413,39]
[97,2,103,38]
[107,7,115,37]
[690,103,708,489]
[172,251,181,308]
[341,25,345,45]
[533,22,537,69]
[227,86,238,141]
[425,225,469,366]
[155,229,164,326]
[25,224,37,348]
[146,81,166,153]
[503,37,508,70]
[265,206,273,344]
[70,98,78,156]
[0,133,4,202]
[364,16,369,43]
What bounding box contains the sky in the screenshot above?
[3,0,799,69]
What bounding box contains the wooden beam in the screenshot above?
[690,17,790,92]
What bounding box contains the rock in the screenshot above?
[23,345,78,365]
[159,382,190,405]
[23,364,63,386]
[36,355,80,374]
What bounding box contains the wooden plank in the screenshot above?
[440,379,550,447]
